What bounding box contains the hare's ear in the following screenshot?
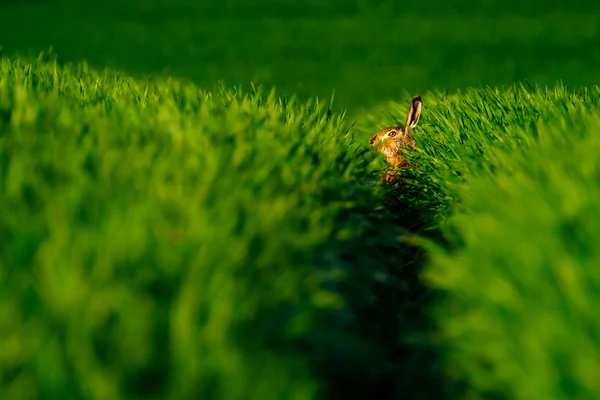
[405,95,422,129]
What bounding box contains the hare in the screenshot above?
[369,95,422,184]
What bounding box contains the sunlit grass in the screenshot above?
[3,50,600,400]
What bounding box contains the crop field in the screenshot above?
[2,0,600,112]
[2,1,600,399]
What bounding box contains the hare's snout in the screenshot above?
[369,134,378,146]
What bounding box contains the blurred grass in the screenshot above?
[1,0,600,112]
[357,84,600,400]
[428,92,600,400]
[5,50,600,399]
[0,53,451,400]
[3,1,600,399]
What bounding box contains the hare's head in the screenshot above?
[369,95,422,168]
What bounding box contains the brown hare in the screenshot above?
[369,95,422,185]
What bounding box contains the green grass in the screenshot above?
[3,1,600,399]
[0,53,446,400]
[357,84,600,400]
[2,0,600,112]
[5,49,600,400]
[424,89,600,400]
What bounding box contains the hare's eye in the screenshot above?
[388,130,397,137]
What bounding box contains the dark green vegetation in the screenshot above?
[0,54,443,400]
[365,85,600,399]
[3,51,600,400]
[427,93,600,400]
[3,1,600,399]
[2,0,600,112]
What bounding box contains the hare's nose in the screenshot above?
[369,136,376,146]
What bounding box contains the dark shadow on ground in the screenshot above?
[299,167,462,399]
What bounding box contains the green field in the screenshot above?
[2,1,600,399]
[2,0,600,112]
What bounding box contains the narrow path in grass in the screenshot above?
[310,171,456,399]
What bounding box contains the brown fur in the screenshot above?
[369,95,422,186]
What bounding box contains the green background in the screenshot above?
[2,0,599,113]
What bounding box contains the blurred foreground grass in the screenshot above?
[3,49,600,399]
[0,53,444,399]
[359,83,600,400]
[3,1,600,395]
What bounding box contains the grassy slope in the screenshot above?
[358,84,600,399]
[1,0,600,112]
[5,50,600,400]
[2,1,600,399]
[429,89,600,400]
[0,54,446,400]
